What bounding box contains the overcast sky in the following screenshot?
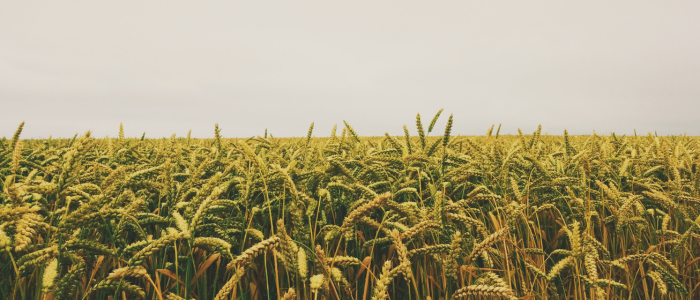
[2,1,699,138]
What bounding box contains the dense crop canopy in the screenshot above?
[1,116,699,299]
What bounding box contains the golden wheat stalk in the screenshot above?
[214,266,245,300]
[466,226,510,262]
[340,192,390,233]
[281,288,296,300]
[326,256,362,266]
[226,236,280,269]
[371,260,393,300]
[451,284,517,300]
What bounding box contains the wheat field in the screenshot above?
[1,112,699,300]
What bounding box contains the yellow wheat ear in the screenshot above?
[442,114,453,148]
[427,109,443,134]
[281,288,296,300]
[9,121,24,150]
[215,266,245,300]
[306,122,314,147]
[41,259,58,292]
[343,120,361,143]
[416,113,426,150]
[12,139,23,175]
[403,125,412,154]
[341,192,390,233]
[310,274,324,294]
[297,247,308,280]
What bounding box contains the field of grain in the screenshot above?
[1,113,699,300]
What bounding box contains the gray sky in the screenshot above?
[2,1,699,138]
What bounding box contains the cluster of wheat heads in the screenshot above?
[1,115,700,300]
